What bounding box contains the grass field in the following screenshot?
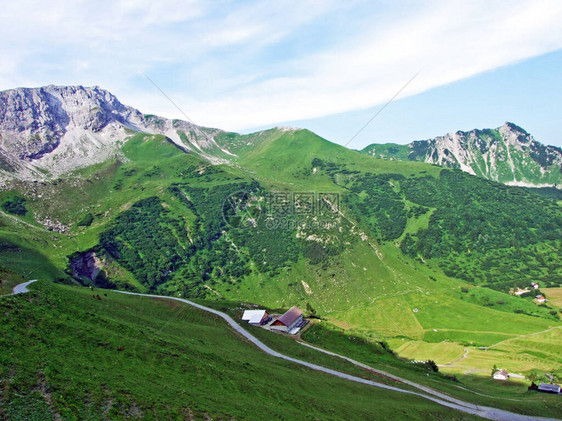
[1,281,480,420]
[387,326,562,380]
[392,341,466,365]
[0,266,28,295]
[543,287,562,314]
[186,296,562,418]
[298,322,562,419]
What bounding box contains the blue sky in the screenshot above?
[283,50,562,148]
[1,0,561,147]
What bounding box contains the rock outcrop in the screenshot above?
[0,85,232,184]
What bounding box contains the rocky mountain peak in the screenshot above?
[13,85,141,127]
[361,122,562,188]
[0,85,143,161]
[0,85,232,184]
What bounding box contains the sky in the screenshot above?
[1,0,561,148]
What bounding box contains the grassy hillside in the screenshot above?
[360,143,411,160]
[0,266,28,295]
[0,281,478,420]
[0,128,561,383]
[299,322,562,419]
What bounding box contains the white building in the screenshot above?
[241,309,269,325]
[538,383,561,394]
[493,369,509,380]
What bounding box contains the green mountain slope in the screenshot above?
[1,124,561,386]
[360,122,562,188]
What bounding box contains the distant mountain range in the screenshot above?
[360,122,562,188]
[2,85,560,190]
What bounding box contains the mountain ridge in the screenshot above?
[0,85,233,185]
[361,122,562,188]
[3,85,560,190]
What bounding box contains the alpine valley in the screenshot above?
[1,85,561,419]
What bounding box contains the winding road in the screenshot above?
[10,279,37,295]
[8,281,560,421]
[113,290,559,421]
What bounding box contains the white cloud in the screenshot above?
[185,0,562,131]
[0,0,561,132]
